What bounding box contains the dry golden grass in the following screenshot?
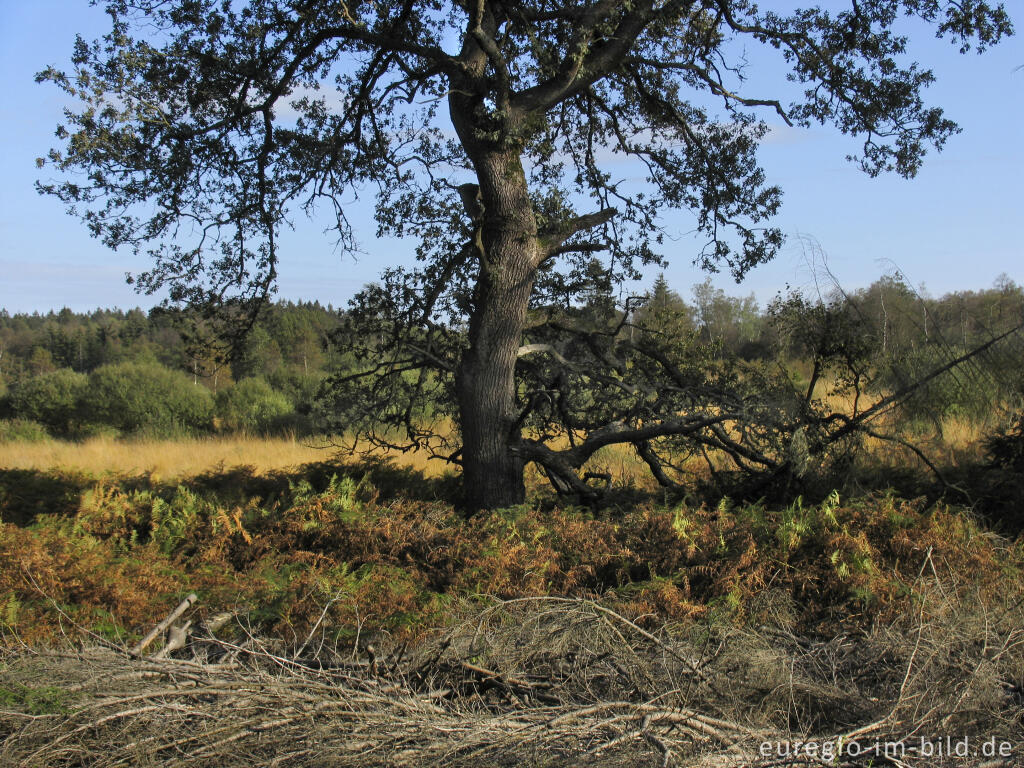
[0,429,674,489]
[810,384,997,466]
[938,414,987,451]
[0,394,991,487]
[0,434,452,480]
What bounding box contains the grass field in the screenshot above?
[0,434,454,479]
[0,432,673,496]
[0,410,985,488]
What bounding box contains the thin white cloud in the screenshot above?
[760,123,815,146]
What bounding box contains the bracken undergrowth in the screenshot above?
[1,458,1021,651]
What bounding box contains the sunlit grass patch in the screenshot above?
[0,434,454,479]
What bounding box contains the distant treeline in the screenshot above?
[0,275,1021,440]
[0,301,342,439]
[639,273,1024,361]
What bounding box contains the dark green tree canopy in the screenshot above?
[38,0,1012,509]
[39,1,1010,305]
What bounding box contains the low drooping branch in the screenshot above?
[821,321,1024,446]
[520,413,741,499]
[634,440,683,489]
[513,294,1023,500]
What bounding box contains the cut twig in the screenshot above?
[2,592,1021,768]
[131,592,198,656]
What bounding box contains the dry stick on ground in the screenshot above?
[295,588,347,659]
[3,593,1022,768]
[130,592,198,656]
[487,597,715,686]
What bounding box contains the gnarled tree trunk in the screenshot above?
[455,150,540,511]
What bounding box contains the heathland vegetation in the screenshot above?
[5,0,1022,762]
[3,271,1024,631]
[2,272,1024,766]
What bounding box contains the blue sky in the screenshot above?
[1,0,1021,314]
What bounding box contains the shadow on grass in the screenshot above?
[0,468,93,526]
[187,456,463,507]
[5,449,1022,537]
[0,456,463,528]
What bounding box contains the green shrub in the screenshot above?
[72,422,122,440]
[7,369,88,434]
[0,683,72,715]
[267,367,325,414]
[878,345,999,424]
[215,377,294,434]
[79,362,214,437]
[0,418,51,442]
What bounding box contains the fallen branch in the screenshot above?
[2,593,1021,767]
[130,592,198,656]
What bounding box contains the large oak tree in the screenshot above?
[39,0,1011,510]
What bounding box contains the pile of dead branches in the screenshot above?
[2,590,1022,767]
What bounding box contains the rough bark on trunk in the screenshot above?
[456,151,539,512]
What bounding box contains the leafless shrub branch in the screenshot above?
[2,590,1021,767]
